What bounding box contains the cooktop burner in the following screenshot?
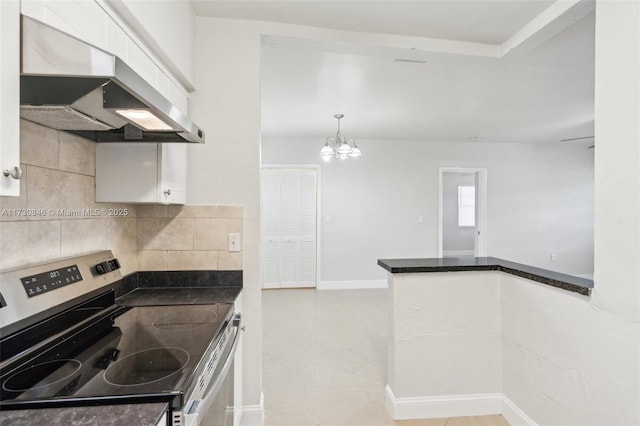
[104,347,190,387]
[3,359,82,394]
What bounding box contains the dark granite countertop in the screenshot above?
[0,402,168,426]
[377,257,593,296]
[117,286,242,306]
[115,269,243,306]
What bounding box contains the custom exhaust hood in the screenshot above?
[20,16,204,143]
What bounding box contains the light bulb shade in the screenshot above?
[349,146,362,157]
[319,143,335,158]
[337,152,349,160]
[337,141,352,155]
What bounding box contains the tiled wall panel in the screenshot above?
[0,120,243,275]
[0,120,138,275]
[137,205,243,271]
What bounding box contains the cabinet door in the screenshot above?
[96,143,159,203]
[159,143,186,204]
[96,143,186,205]
[0,0,20,196]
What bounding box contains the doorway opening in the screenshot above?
[438,167,487,258]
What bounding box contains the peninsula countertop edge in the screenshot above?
[377,257,593,296]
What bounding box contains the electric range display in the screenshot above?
[20,265,82,297]
[0,302,233,409]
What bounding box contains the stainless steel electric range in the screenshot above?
[0,251,241,426]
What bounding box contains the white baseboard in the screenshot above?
[240,392,264,426]
[384,386,536,425]
[501,395,538,426]
[318,280,388,290]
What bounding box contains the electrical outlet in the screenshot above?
[229,233,241,252]
[418,215,424,223]
[550,253,557,262]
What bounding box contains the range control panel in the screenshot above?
[20,265,83,298]
[0,250,122,332]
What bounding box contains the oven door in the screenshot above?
[184,314,241,426]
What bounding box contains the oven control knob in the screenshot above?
[94,258,121,275]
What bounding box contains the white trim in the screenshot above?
[280,282,316,289]
[501,395,538,426]
[499,0,594,58]
[438,167,488,258]
[443,250,475,257]
[384,386,537,425]
[385,386,501,420]
[318,280,388,290]
[240,391,264,426]
[316,166,322,289]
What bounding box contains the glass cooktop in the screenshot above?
[0,302,233,408]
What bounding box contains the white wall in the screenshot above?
[262,136,594,280]
[442,173,475,253]
[388,272,502,399]
[386,270,640,425]
[592,0,640,318]
[501,274,639,425]
[188,18,263,420]
[502,2,640,423]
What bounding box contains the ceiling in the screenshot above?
[192,1,555,45]
[193,1,595,144]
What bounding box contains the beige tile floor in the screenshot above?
[262,288,509,426]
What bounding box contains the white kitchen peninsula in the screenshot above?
[376,257,638,426]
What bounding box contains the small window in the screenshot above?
[458,185,475,227]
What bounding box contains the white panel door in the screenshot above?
[297,170,317,286]
[261,168,317,288]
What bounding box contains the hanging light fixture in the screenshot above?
[319,114,362,161]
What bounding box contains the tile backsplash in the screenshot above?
[0,120,243,274]
[0,120,138,274]
[137,205,243,271]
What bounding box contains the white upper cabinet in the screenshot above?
[96,143,187,205]
[102,0,195,91]
[18,0,195,204]
[0,0,21,196]
[20,0,192,112]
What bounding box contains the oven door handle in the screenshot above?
[184,313,242,425]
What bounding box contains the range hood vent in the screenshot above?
[20,16,204,144]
